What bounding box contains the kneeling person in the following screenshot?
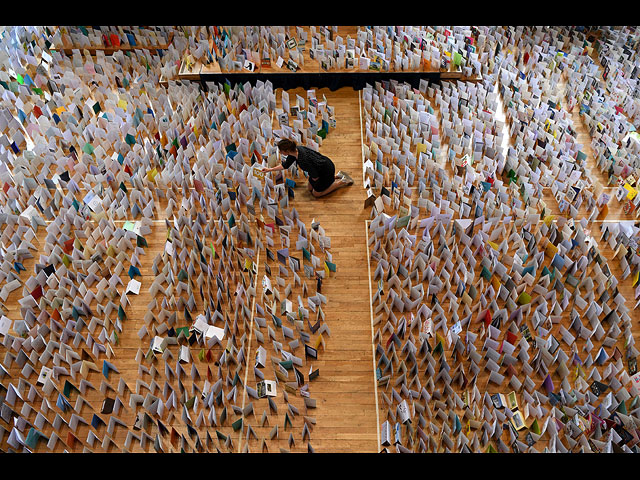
[263,139,353,198]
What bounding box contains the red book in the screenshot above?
[63,238,74,253]
[33,106,43,118]
[31,285,43,301]
[483,309,492,327]
[110,34,120,47]
[505,364,518,378]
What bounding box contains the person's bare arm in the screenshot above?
[263,164,284,173]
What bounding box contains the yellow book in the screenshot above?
[623,183,637,200]
[545,241,558,257]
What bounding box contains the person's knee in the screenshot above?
[311,189,322,198]
[307,182,313,192]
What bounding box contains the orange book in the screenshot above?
[66,431,77,448]
[597,204,608,220]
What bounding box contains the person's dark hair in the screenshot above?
[277,139,297,153]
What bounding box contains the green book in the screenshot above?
[232,418,243,432]
[175,326,189,338]
[280,359,293,370]
[136,235,148,248]
[63,380,76,398]
[530,418,541,435]
[396,215,410,228]
[481,265,492,280]
[517,292,531,305]
[82,142,94,155]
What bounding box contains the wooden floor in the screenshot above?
[0,85,382,453]
[2,27,639,455]
[2,84,636,453]
[283,88,379,452]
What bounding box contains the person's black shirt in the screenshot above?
[282,146,333,180]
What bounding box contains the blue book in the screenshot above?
[128,265,141,278]
[102,360,118,379]
[24,428,47,450]
[551,253,565,270]
[91,414,104,429]
[56,393,71,412]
